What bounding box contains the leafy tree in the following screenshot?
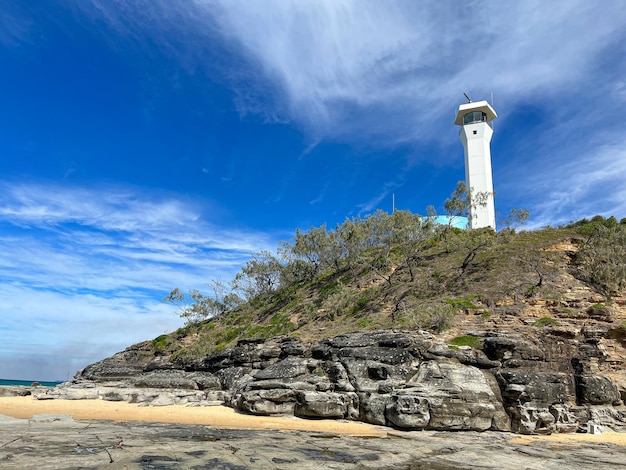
[444,181,470,224]
[576,224,626,298]
[286,225,334,278]
[499,208,530,230]
[335,216,367,271]
[444,181,495,229]
[163,279,242,324]
[233,250,282,300]
[359,210,397,285]
[389,210,434,281]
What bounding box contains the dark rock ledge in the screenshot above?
[30,330,626,434]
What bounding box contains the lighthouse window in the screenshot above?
[463,111,487,125]
[473,130,477,135]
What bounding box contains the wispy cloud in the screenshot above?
[64,1,626,226]
[0,284,180,381]
[0,181,277,380]
[519,145,626,228]
[208,0,625,141]
[3,2,625,380]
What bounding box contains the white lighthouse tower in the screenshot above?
[454,98,497,230]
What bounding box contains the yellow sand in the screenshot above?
[1,396,625,445]
[0,396,386,436]
[508,431,626,446]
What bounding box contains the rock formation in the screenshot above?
[39,324,626,434]
[31,235,626,435]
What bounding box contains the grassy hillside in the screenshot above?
[147,213,626,363]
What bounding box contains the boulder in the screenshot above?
[340,358,415,393]
[233,389,297,415]
[496,370,572,406]
[385,394,430,429]
[358,392,388,425]
[403,360,509,431]
[509,405,556,434]
[253,358,311,380]
[482,336,545,367]
[576,375,622,406]
[294,391,358,419]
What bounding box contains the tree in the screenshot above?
[335,216,367,271]
[163,279,242,325]
[576,224,626,298]
[389,210,434,281]
[444,181,470,224]
[359,210,396,285]
[499,208,530,231]
[233,250,282,300]
[444,181,494,229]
[286,225,329,277]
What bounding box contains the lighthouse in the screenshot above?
[454,99,497,230]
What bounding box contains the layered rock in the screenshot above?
[41,327,626,434]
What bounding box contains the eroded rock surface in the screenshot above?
[36,326,626,435]
[1,414,625,470]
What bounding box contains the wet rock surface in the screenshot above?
[1,413,625,470]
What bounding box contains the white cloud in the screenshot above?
[69,0,623,143]
[506,144,626,229]
[4,1,625,380]
[0,181,279,380]
[207,0,624,142]
[0,284,181,381]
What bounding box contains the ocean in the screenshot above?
[0,379,62,387]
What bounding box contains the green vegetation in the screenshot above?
[153,183,625,362]
[566,216,626,299]
[152,334,169,351]
[533,317,559,327]
[449,335,480,348]
[446,295,481,309]
[567,215,621,237]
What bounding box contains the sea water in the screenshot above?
[0,379,62,387]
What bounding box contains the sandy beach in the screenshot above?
[0,396,387,436]
[1,396,625,445]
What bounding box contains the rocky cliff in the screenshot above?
[44,318,626,434]
[39,224,626,435]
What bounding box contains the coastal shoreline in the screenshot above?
[0,396,387,436]
[1,396,625,445]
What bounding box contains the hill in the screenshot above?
[154,213,626,362]
[41,212,626,435]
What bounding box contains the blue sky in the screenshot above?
[1,1,625,381]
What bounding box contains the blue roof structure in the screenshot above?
[433,216,469,229]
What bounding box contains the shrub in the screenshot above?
[405,303,457,333]
[533,317,559,327]
[446,295,481,309]
[152,334,169,351]
[449,335,480,348]
[576,225,626,297]
[321,284,352,320]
